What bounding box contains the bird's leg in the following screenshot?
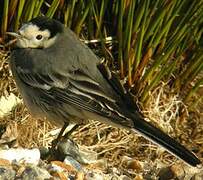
[48,123,80,161]
[51,122,69,149]
[51,123,79,149]
[62,124,80,139]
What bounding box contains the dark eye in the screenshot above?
[36,34,43,40]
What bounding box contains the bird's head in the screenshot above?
[7,16,63,49]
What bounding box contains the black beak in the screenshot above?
[6,32,22,38]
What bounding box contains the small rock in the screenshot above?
[0,93,22,118]
[20,165,51,180]
[126,159,143,172]
[158,167,174,180]
[0,148,40,165]
[51,171,68,180]
[51,160,77,172]
[49,160,78,179]
[134,175,144,180]
[0,166,16,180]
[64,156,83,171]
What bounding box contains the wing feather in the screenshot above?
[15,63,134,128]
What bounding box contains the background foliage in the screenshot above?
[0,0,203,111]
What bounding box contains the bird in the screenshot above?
[8,16,201,167]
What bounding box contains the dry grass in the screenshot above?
[0,50,202,177]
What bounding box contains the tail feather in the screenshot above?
[130,114,201,167]
[97,60,201,167]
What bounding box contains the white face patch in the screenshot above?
[16,23,57,48]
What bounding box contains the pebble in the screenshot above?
[0,144,202,179]
[0,166,16,179]
[19,165,51,180]
[0,148,40,165]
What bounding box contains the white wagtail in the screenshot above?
[8,16,201,167]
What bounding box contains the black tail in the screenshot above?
[97,61,201,167]
[130,113,201,167]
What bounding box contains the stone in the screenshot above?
[20,165,51,180]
